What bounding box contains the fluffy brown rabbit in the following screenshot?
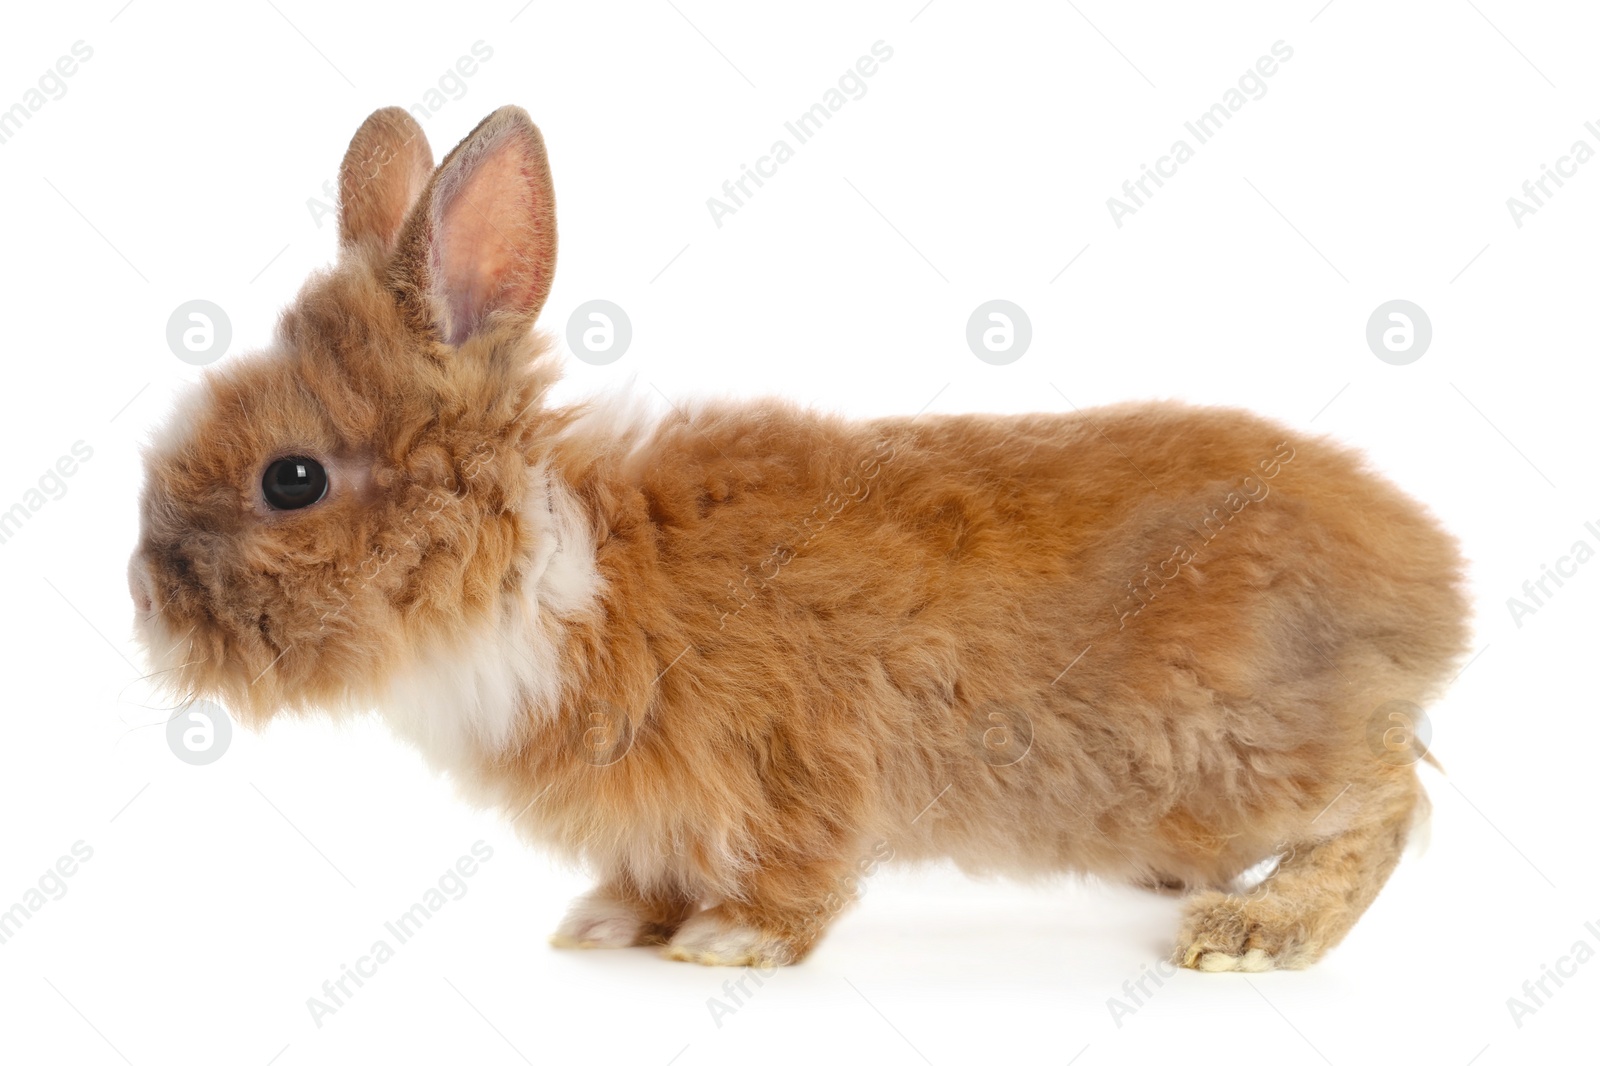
[130,105,1470,973]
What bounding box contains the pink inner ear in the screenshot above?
[433,130,551,345]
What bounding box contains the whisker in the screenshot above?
[109,693,203,751]
[120,655,205,692]
[116,690,203,725]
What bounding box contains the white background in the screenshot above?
[1,2,1595,1064]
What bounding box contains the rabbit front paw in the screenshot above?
[663,908,796,968]
[550,890,662,949]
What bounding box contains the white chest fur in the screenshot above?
[378,469,601,775]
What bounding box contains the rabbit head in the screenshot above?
[129,105,569,726]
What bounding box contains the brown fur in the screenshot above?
[130,107,1471,972]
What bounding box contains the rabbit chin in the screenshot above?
[374,467,604,778]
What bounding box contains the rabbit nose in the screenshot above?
[128,555,154,615]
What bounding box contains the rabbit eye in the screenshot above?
[262,457,328,511]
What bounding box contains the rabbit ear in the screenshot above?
[338,107,433,250]
[389,106,557,346]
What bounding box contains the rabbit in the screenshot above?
[129,105,1471,973]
